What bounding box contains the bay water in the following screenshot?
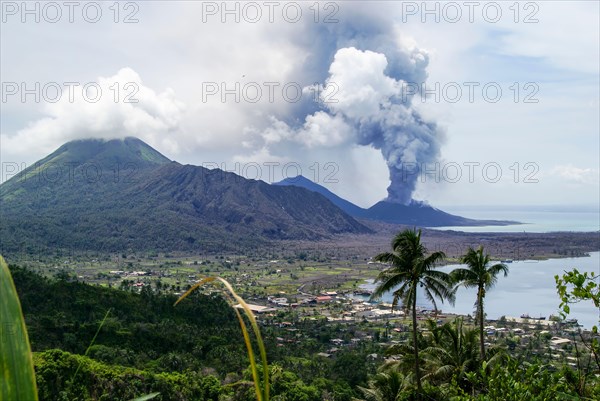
[431,205,600,233]
[361,252,600,329]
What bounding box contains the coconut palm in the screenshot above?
[370,228,454,394]
[451,246,509,360]
[422,317,480,389]
[381,333,427,384]
[355,371,411,401]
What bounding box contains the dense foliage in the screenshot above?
[11,265,374,400]
[7,255,600,400]
[366,232,599,400]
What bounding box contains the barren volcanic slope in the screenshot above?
[275,176,518,227]
[0,138,370,255]
[365,200,519,227]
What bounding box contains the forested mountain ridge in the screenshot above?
[0,137,370,255]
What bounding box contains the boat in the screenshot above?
[501,259,513,263]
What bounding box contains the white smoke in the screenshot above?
[253,45,444,204]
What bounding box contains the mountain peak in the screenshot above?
[43,137,171,167]
[0,136,171,194]
[275,175,368,218]
[0,140,369,254]
[275,179,519,227]
[279,175,312,183]
[277,175,324,189]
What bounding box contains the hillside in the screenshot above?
[10,265,369,400]
[0,138,370,256]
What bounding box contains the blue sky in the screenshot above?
[1,1,598,208]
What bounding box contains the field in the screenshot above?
[10,226,599,299]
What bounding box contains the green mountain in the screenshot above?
[0,137,370,256]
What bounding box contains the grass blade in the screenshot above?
[0,255,38,401]
[174,276,270,401]
[173,277,217,306]
[216,277,270,401]
[229,296,263,400]
[129,393,160,401]
[70,308,112,385]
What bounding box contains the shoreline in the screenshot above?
[355,252,600,330]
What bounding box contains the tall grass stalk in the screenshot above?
[70,308,112,385]
[175,277,270,401]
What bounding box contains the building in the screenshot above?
[235,303,276,314]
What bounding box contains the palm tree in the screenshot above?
[451,246,509,360]
[422,317,480,389]
[370,228,454,394]
[356,371,410,401]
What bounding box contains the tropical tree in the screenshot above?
[355,371,410,401]
[381,333,427,384]
[451,246,509,360]
[422,317,480,389]
[370,228,454,394]
[555,268,600,396]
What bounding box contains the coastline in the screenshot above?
[357,252,600,330]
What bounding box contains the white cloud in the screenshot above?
[1,1,598,207]
[551,165,600,184]
[2,68,185,157]
[496,2,599,75]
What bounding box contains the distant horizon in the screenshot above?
[434,203,600,213]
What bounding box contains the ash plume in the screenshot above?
[281,8,445,205]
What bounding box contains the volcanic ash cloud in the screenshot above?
[271,45,445,205]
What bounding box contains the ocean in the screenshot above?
[359,252,600,329]
[430,205,600,233]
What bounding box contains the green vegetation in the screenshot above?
[355,314,600,400]
[8,262,376,400]
[3,256,160,401]
[1,255,38,401]
[362,231,599,400]
[34,349,211,401]
[2,227,599,400]
[10,264,250,374]
[175,277,270,401]
[0,138,369,257]
[555,268,600,385]
[371,228,454,393]
[451,246,509,359]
